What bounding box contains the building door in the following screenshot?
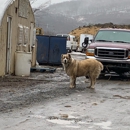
[29,22,34,51]
[6,16,12,74]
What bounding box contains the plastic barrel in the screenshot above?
[15,51,32,76]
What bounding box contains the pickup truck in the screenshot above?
[85,28,130,76]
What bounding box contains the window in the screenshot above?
[95,30,130,43]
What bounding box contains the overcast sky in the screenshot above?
[31,0,72,8]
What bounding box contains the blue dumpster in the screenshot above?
[36,35,67,65]
[36,35,50,64]
[49,36,67,64]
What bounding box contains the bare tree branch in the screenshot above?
[30,0,51,13]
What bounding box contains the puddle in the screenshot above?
[88,126,94,129]
[65,125,80,128]
[31,115,45,119]
[68,115,78,119]
[46,118,74,125]
[47,118,81,129]
[78,121,89,125]
[47,114,80,125]
[77,95,82,97]
[94,121,112,129]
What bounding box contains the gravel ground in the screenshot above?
[0,68,130,130]
[0,52,130,130]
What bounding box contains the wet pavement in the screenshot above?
[0,52,130,130]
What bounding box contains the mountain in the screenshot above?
[34,0,130,35]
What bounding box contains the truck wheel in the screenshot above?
[118,72,130,78]
[99,73,105,78]
[82,42,87,48]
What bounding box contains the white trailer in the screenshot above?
[78,34,93,52]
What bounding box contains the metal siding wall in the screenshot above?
[49,36,67,64]
[36,35,50,64]
[36,36,67,65]
[0,0,35,76]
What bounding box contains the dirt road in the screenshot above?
[0,52,130,130]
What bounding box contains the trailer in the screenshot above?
[78,34,93,52]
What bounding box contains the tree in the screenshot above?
[30,0,51,13]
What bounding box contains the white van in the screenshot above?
[78,34,93,52]
[56,34,78,52]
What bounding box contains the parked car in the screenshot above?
[56,34,78,52]
[85,28,130,76]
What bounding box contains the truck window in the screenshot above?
[94,30,130,43]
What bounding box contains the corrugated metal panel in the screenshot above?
[36,35,67,65]
[36,35,50,64]
[49,36,67,64]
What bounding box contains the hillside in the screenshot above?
[69,23,130,43]
[34,0,130,34]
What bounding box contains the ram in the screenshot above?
[85,28,130,76]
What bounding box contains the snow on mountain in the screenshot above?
[30,0,73,8]
[33,0,130,34]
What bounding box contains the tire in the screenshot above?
[99,73,105,78]
[82,42,87,48]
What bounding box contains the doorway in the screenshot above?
[6,16,12,74]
